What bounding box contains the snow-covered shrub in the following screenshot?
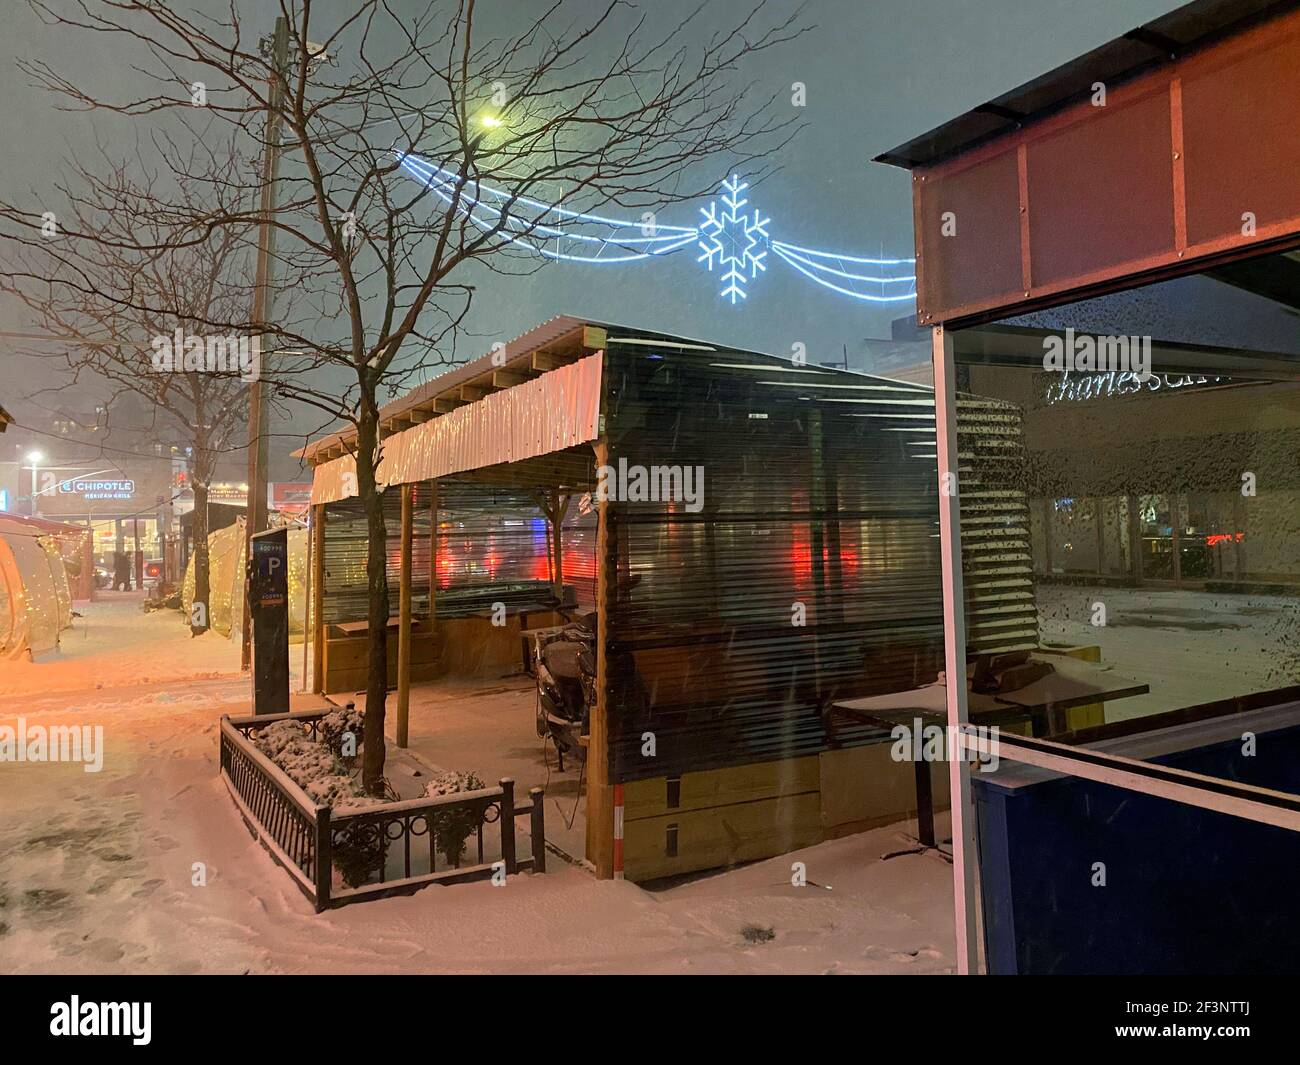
[318,704,364,767]
[421,771,488,866]
[249,715,395,888]
[253,719,309,761]
[252,719,364,806]
[329,813,389,888]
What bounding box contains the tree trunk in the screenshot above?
[356,406,389,794]
[190,479,211,635]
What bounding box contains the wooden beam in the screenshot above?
[587,437,615,878]
[582,325,607,350]
[310,503,326,694]
[395,483,413,748]
[429,480,439,624]
[532,350,567,372]
[459,384,493,402]
[432,397,465,414]
[491,369,530,388]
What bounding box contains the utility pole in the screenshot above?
[242,15,289,670]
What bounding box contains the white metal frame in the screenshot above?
[932,324,981,974]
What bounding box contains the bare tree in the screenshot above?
[3,0,809,792]
[1,133,259,634]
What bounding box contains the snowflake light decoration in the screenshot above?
[396,152,917,306]
[696,176,769,304]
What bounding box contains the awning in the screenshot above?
[310,352,602,505]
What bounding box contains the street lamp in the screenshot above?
[25,450,43,517]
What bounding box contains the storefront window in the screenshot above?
[956,259,1300,723]
[945,246,1300,973]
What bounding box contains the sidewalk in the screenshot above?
[0,601,954,975]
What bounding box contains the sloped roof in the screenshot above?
[874,0,1295,170]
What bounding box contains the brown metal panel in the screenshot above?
[1024,86,1175,289]
[1181,21,1300,247]
[915,152,1023,324]
[904,5,1300,326]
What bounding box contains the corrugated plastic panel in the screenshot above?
[955,396,1039,654]
[433,482,596,616]
[310,354,602,505]
[599,338,948,783]
[321,484,433,624]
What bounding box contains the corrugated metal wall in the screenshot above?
[321,484,432,624]
[434,481,596,616]
[597,335,1038,783]
[600,336,948,783]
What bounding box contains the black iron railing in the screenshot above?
[220,709,545,910]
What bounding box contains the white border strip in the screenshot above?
[934,324,980,975]
[960,725,1300,833]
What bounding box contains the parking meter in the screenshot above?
[247,527,290,715]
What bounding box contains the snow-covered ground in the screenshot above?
[3,591,244,697]
[5,582,1294,974]
[1036,582,1300,720]
[0,595,955,975]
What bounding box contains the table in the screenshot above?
[996,653,1150,734]
[828,685,1013,848]
[827,655,1150,849]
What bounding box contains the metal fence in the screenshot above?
[220,709,545,910]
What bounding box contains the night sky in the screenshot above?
[0,0,1188,477]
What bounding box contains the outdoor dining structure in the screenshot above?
[876,0,1300,973]
[299,316,1055,881]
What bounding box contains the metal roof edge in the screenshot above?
[873,0,1299,171]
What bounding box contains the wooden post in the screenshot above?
[429,480,439,624]
[396,483,413,748]
[529,786,546,873]
[550,487,566,604]
[301,510,313,692]
[586,439,615,878]
[310,503,326,694]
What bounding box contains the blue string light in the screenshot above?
[397,153,916,305]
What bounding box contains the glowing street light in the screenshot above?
[25,450,44,516]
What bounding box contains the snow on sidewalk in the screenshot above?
[2,592,244,698]
[0,673,955,975]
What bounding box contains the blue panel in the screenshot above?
[975,723,1300,974]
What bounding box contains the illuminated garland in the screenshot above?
[396,153,916,306]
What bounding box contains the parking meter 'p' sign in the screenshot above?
[247,527,289,715]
